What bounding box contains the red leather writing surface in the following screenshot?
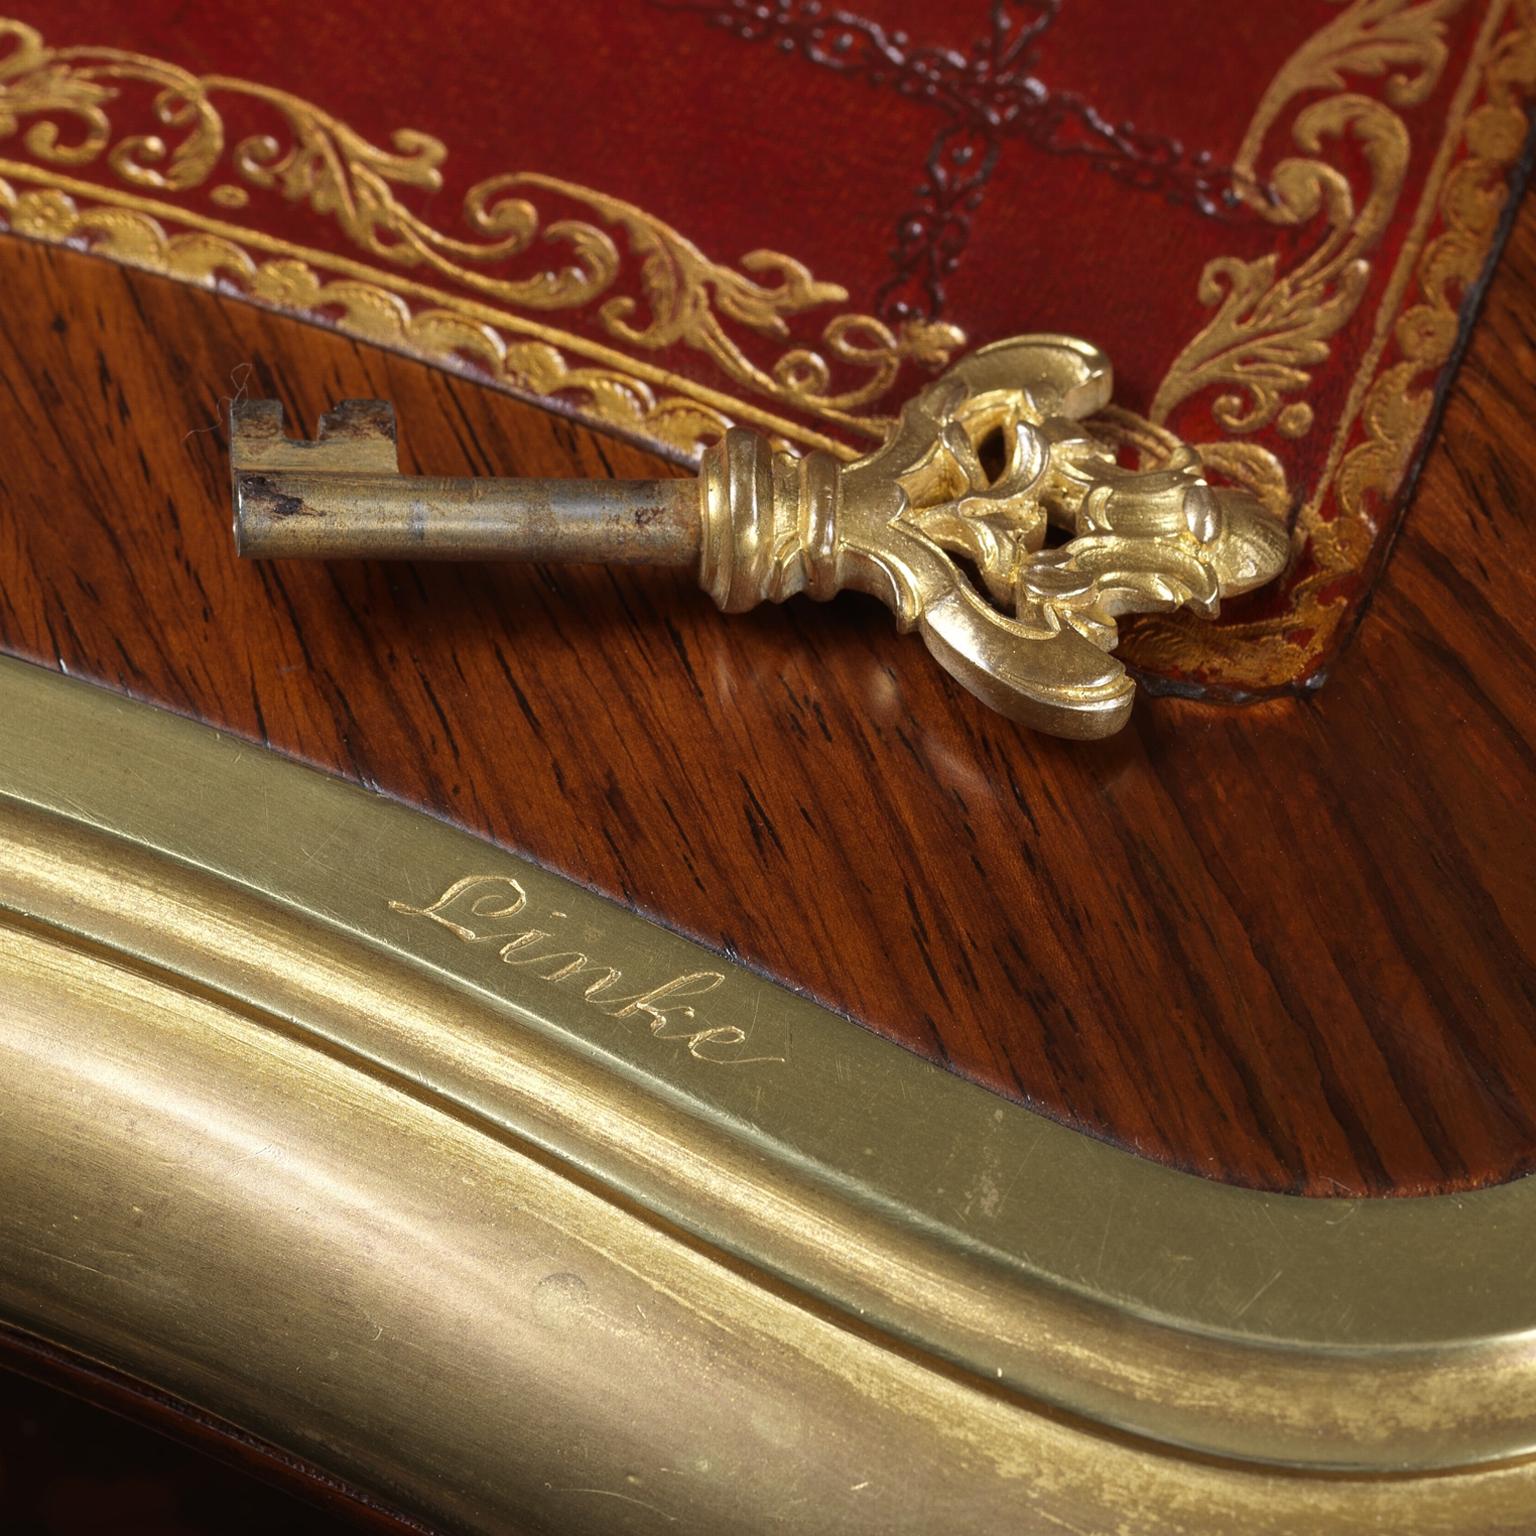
[0,2,1531,683]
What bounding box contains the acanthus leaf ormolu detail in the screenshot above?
[784,335,1289,734]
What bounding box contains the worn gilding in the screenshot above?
[1,655,1535,1533]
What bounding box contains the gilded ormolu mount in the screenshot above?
[232,335,1289,738]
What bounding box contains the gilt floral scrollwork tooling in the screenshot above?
[230,335,1289,738]
[0,16,960,440]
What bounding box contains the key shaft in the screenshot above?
[235,467,700,565]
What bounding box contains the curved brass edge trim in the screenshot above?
[12,920,1536,1536]
[1,658,1535,1493]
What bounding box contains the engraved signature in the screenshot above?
[389,875,783,1066]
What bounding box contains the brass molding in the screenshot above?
[2,655,1536,1532]
[229,338,1288,737]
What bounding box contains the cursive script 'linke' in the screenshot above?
[388,875,782,1066]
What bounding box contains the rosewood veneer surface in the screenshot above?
[0,219,1532,1198]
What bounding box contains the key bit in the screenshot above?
[230,335,1288,738]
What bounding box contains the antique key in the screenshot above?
[230,335,1288,738]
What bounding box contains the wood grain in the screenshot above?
[0,209,1532,1198]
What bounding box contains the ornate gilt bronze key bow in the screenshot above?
[230,335,1287,738]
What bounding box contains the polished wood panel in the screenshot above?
[0,208,1531,1197]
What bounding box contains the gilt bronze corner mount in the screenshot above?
[229,335,1289,738]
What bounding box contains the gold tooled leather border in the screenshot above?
[0,15,964,461]
[1122,0,1536,686]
